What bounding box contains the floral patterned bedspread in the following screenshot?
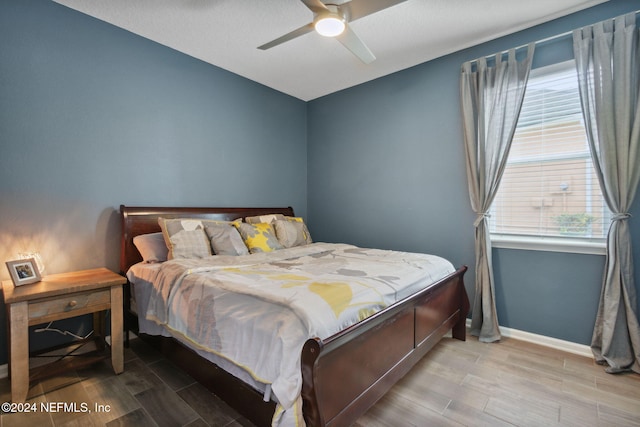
[136,242,454,426]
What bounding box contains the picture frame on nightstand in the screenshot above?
[6,258,41,286]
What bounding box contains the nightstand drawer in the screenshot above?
[28,289,111,324]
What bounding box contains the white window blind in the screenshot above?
[490,61,610,243]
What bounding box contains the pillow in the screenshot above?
[285,217,312,243]
[234,222,283,254]
[133,232,168,263]
[205,224,249,256]
[245,213,286,224]
[158,217,237,259]
[273,219,313,248]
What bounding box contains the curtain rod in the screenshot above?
[467,9,639,65]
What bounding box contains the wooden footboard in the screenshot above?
[301,266,468,427]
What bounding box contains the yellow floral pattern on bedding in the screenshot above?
[141,243,456,427]
[220,265,385,321]
[234,222,283,253]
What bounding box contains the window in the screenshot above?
[490,61,610,254]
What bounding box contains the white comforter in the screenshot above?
[128,243,454,426]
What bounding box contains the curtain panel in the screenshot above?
[573,12,640,374]
[460,44,535,343]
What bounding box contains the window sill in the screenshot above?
[491,234,606,255]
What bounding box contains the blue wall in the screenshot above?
[1,0,639,366]
[0,0,307,362]
[307,0,640,346]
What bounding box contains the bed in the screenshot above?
[119,205,469,427]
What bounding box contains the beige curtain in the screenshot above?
[460,44,534,342]
[573,13,640,374]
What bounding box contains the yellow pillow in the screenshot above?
[234,222,283,253]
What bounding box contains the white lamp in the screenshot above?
[314,6,346,37]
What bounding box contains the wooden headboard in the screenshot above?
[119,205,295,274]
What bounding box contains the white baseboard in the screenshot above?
[466,319,593,358]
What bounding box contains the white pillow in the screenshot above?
[133,232,168,263]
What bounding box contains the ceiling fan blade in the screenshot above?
[336,24,376,64]
[344,0,408,21]
[300,0,329,14]
[258,23,315,50]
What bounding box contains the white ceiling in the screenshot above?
[53,0,607,101]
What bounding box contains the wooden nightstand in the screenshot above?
[2,268,126,403]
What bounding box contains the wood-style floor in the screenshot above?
[1,332,639,427]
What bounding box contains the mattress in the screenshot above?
[127,242,455,426]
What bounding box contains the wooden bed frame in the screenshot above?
[119,205,469,427]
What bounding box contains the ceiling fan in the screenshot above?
[258,0,408,64]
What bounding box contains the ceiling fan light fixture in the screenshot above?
[314,11,346,37]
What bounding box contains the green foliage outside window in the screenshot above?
[555,213,595,235]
